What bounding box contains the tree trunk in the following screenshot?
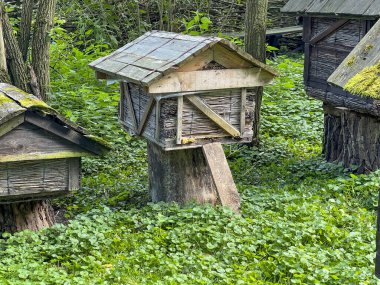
[0,200,55,233]
[31,0,57,101]
[18,0,34,61]
[323,104,380,173]
[2,10,31,92]
[147,142,240,212]
[245,0,268,145]
[0,7,10,83]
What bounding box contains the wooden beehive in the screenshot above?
[0,84,109,203]
[90,31,277,150]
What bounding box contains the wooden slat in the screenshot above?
[137,96,155,135]
[68,158,81,191]
[148,68,274,94]
[124,83,138,129]
[202,142,240,212]
[310,19,349,45]
[240,88,246,135]
[176,96,183,144]
[0,113,24,138]
[155,98,161,141]
[177,49,214,72]
[186,96,240,137]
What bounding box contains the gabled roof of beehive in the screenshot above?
[0,83,109,155]
[89,31,277,86]
[328,19,380,98]
[281,0,380,17]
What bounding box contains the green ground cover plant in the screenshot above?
[0,29,379,284]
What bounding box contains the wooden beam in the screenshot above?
[309,19,349,45]
[123,83,138,129]
[202,142,240,212]
[186,96,240,137]
[0,113,25,138]
[155,98,161,141]
[137,96,154,135]
[148,68,274,94]
[176,96,183,145]
[240,88,246,135]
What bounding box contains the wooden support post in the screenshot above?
[147,142,240,212]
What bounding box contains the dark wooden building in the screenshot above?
[0,83,109,202]
[90,31,277,151]
[282,0,380,171]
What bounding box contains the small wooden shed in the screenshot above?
[90,31,277,151]
[0,83,109,202]
[282,0,380,171]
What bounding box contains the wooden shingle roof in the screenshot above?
[328,19,380,93]
[89,31,277,86]
[281,0,380,17]
[0,83,109,155]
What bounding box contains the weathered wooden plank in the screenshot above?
[0,123,91,162]
[0,113,24,138]
[68,158,81,191]
[213,44,252,69]
[0,94,25,125]
[177,49,214,72]
[155,99,161,141]
[186,96,240,137]
[281,0,314,14]
[25,112,108,155]
[202,142,240,212]
[137,96,155,135]
[124,83,138,129]
[148,68,274,94]
[176,96,183,145]
[364,1,380,16]
[240,88,246,135]
[310,19,349,45]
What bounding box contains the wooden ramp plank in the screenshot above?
[202,142,240,212]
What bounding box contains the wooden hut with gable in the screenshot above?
[0,83,109,203]
[90,31,277,150]
[282,0,380,171]
[90,31,277,211]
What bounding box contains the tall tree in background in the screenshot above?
[0,0,57,233]
[245,0,268,145]
[1,0,56,100]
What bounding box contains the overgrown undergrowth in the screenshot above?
[0,36,379,284]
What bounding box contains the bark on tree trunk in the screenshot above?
[245,0,268,145]
[0,7,10,83]
[147,142,240,211]
[32,0,57,101]
[2,11,31,92]
[0,200,55,233]
[323,104,380,173]
[18,0,34,61]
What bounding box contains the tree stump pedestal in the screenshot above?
[323,104,380,173]
[147,142,241,212]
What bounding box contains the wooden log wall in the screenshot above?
[323,104,380,173]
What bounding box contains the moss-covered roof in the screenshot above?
[328,19,380,99]
[0,83,110,155]
[344,61,380,99]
